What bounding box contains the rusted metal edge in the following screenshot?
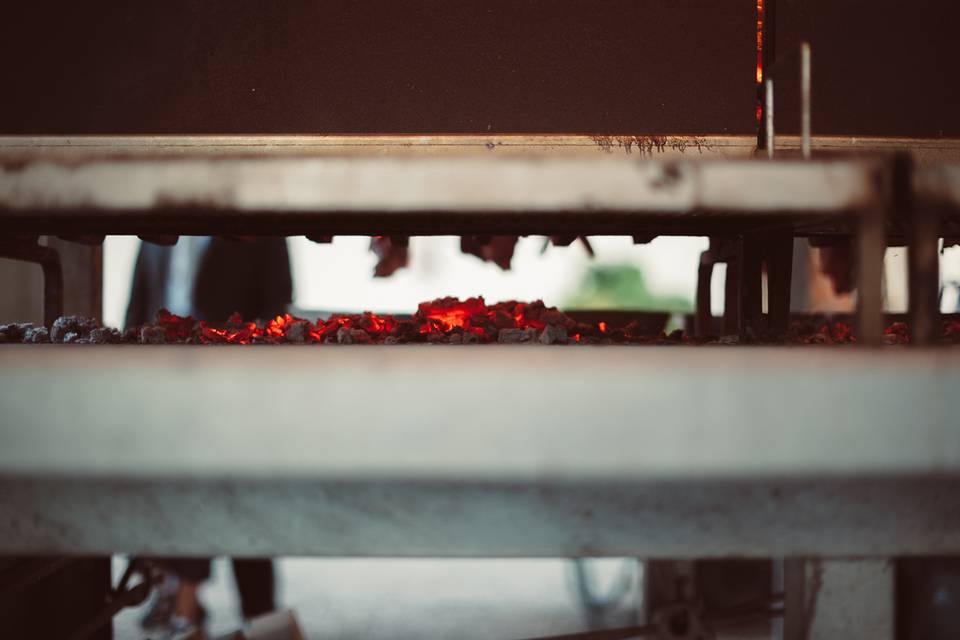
[0,156,885,237]
[2,135,956,153]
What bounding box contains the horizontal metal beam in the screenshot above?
[0,153,883,236]
[3,346,957,481]
[2,135,958,161]
[0,346,958,557]
[3,475,959,559]
[0,134,750,159]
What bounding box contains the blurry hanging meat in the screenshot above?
[372,234,592,277]
[370,236,410,277]
[817,242,854,295]
[460,236,519,270]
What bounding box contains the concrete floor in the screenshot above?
[113,557,643,639]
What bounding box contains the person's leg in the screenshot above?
[166,559,212,624]
[231,558,276,619]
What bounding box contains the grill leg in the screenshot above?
[856,210,886,346]
[739,234,765,341]
[908,207,940,346]
[766,234,794,336]
[0,557,112,640]
[696,250,715,337]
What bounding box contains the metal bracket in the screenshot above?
[0,236,63,327]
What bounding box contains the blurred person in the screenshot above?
[126,236,291,635]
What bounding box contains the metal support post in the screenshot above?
[696,248,716,337]
[766,234,794,335]
[908,206,940,345]
[0,237,64,327]
[739,234,765,340]
[856,209,886,346]
[783,559,893,640]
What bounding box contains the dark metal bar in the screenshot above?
[801,42,812,159]
[766,78,776,158]
[696,248,716,337]
[908,207,940,346]
[766,234,794,334]
[739,234,765,340]
[47,238,102,321]
[65,559,155,640]
[856,209,886,346]
[723,254,741,335]
[783,558,807,640]
[0,558,78,600]
[0,558,112,640]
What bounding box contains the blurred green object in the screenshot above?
[565,263,692,313]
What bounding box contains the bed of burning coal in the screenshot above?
[3,297,960,347]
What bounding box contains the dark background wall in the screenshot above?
[1,1,956,136]
[774,0,960,137]
[1,1,755,135]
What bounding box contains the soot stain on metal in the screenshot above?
[591,136,709,155]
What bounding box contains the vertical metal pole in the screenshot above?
[40,249,65,328]
[783,558,807,640]
[696,250,715,337]
[766,234,794,335]
[0,239,65,328]
[739,234,765,340]
[766,78,776,159]
[857,210,886,346]
[908,208,940,345]
[801,42,812,159]
[723,254,741,336]
[46,238,103,321]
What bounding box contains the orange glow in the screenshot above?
[151,297,621,345]
[756,0,764,125]
[756,0,764,84]
[417,297,488,333]
[146,302,945,346]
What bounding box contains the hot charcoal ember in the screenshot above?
[3,303,960,346]
[784,319,960,345]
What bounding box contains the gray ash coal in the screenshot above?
[0,323,52,344]
[1,317,122,344]
[50,315,98,343]
[0,323,33,343]
[23,326,50,343]
[139,325,166,345]
[539,324,568,345]
[6,302,940,346]
[88,327,122,344]
[497,327,541,344]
